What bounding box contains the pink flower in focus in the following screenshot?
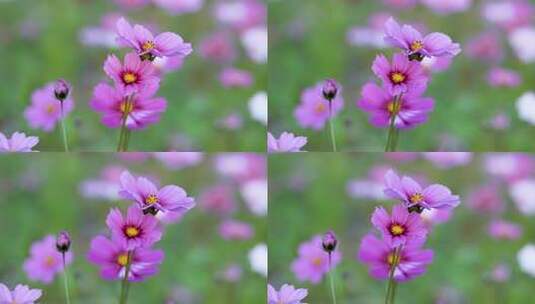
[466,184,504,214]
[371,53,428,96]
[219,68,253,88]
[267,284,308,304]
[23,235,73,284]
[90,82,167,130]
[0,283,41,304]
[487,67,522,87]
[116,18,192,59]
[268,132,307,153]
[106,206,163,250]
[24,83,74,132]
[103,52,160,95]
[488,219,522,240]
[422,152,472,169]
[371,204,428,247]
[291,235,342,284]
[0,132,39,152]
[358,233,433,282]
[153,0,204,15]
[119,170,195,214]
[294,82,344,130]
[219,220,254,240]
[87,236,163,281]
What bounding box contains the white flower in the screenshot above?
[509,179,535,215]
[248,243,267,277]
[241,27,267,64]
[517,244,535,277]
[516,92,535,125]
[248,91,268,125]
[509,27,535,63]
[241,179,267,216]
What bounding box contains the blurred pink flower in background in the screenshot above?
[213,0,266,31]
[79,13,121,48]
[219,219,254,240]
[421,0,472,15]
[291,235,342,284]
[153,152,203,170]
[0,132,39,152]
[294,82,344,130]
[248,91,268,125]
[488,112,510,130]
[24,83,74,132]
[198,31,236,64]
[79,165,124,201]
[422,152,472,169]
[268,132,307,153]
[518,244,535,277]
[268,284,308,304]
[489,263,511,283]
[0,284,41,304]
[385,152,419,163]
[347,13,391,49]
[217,113,243,130]
[214,154,266,183]
[420,207,452,226]
[487,67,522,87]
[347,166,389,200]
[23,235,73,284]
[484,154,535,183]
[465,32,503,62]
[382,0,417,9]
[482,1,534,31]
[153,0,204,15]
[198,184,237,216]
[509,179,535,215]
[219,67,253,87]
[113,0,150,10]
[218,264,243,282]
[152,55,186,75]
[421,55,453,73]
[466,184,504,214]
[488,219,522,240]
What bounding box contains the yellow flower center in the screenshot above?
[410,40,423,52]
[409,193,424,204]
[117,253,129,266]
[44,256,56,267]
[387,101,401,115]
[145,194,159,205]
[142,41,155,51]
[120,100,134,115]
[390,72,406,84]
[46,104,56,114]
[125,226,140,238]
[386,252,400,266]
[122,72,137,84]
[312,257,323,266]
[390,224,405,236]
[315,102,326,113]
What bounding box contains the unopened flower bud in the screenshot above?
[54,79,71,101]
[56,231,71,253]
[322,79,338,101]
[322,230,338,253]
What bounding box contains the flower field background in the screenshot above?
[268,153,535,303]
[0,153,266,303]
[0,0,266,151]
[269,0,535,151]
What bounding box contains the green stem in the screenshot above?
[62,254,71,304]
[328,253,337,304]
[385,247,401,304]
[384,96,401,152]
[119,251,132,304]
[117,117,127,152]
[60,102,69,152]
[328,101,337,152]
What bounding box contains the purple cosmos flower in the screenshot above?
[466,184,503,214]
[198,184,236,216]
[358,233,433,282]
[0,283,42,304]
[322,79,339,101]
[488,219,522,240]
[294,82,344,130]
[371,204,427,247]
[106,206,163,250]
[24,83,74,132]
[487,67,522,87]
[90,82,167,130]
[267,132,307,152]
[219,67,253,88]
[87,236,164,282]
[384,169,460,210]
[23,235,73,284]
[116,18,192,60]
[0,132,39,152]
[103,52,159,95]
[384,17,461,59]
[372,53,428,96]
[268,284,308,304]
[199,31,236,64]
[219,219,254,240]
[291,235,342,284]
[357,82,434,129]
[153,0,203,15]
[119,170,195,214]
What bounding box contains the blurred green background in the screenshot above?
[269,153,535,303]
[269,0,535,151]
[0,153,266,303]
[0,0,266,151]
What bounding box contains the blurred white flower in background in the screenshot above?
[516,92,535,125]
[248,243,267,277]
[241,179,267,216]
[509,28,535,63]
[517,244,535,277]
[509,179,535,215]
[241,27,267,64]
[248,91,268,125]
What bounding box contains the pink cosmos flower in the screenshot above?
[219,219,254,240]
[422,152,472,169]
[371,204,427,247]
[487,67,522,87]
[484,154,535,183]
[357,81,434,129]
[291,235,342,284]
[153,0,204,15]
[103,52,160,95]
[0,283,42,304]
[358,233,433,282]
[267,132,307,152]
[466,184,504,214]
[421,55,453,73]
[488,219,522,240]
[116,18,192,60]
[106,206,163,250]
[384,18,461,59]
[384,169,460,210]
[153,152,203,170]
[0,132,39,152]
[213,0,266,31]
[420,207,452,226]
[198,32,236,64]
[90,82,167,130]
[421,0,472,15]
[372,53,428,96]
[219,68,253,88]
[267,284,308,304]
[214,154,266,183]
[119,171,195,214]
[465,32,503,62]
[23,235,73,284]
[87,236,164,282]
[294,82,344,130]
[24,83,74,132]
[199,184,236,216]
[482,1,534,32]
